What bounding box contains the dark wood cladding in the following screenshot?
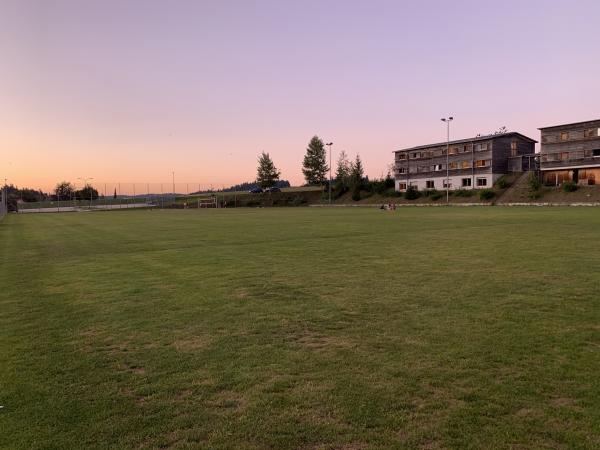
[394,132,536,181]
[539,119,600,171]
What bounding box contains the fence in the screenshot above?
[0,187,6,220]
[15,182,325,213]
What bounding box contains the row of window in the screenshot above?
[541,149,600,162]
[396,142,490,160]
[541,128,600,143]
[396,159,491,174]
[398,177,488,190]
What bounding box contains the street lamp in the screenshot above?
[441,117,453,204]
[325,142,333,204]
[78,177,94,208]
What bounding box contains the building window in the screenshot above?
[477,178,487,187]
[560,131,569,141]
[426,180,435,189]
[397,153,406,160]
[460,160,471,169]
[584,129,597,139]
[443,179,451,188]
[475,159,489,168]
[398,167,407,174]
[511,140,518,156]
[560,152,569,161]
[462,178,472,187]
[448,161,459,169]
[594,149,600,157]
[449,147,459,155]
[398,182,407,190]
[434,164,443,171]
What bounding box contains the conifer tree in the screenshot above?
[302,136,328,185]
[256,152,281,188]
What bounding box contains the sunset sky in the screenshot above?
[2,0,599,192]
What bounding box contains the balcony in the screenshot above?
[540,150,600,169]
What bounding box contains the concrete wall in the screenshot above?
[395,174,497,191]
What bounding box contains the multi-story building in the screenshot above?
[394,132,537,191]
[539,119,600,186]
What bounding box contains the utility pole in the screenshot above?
[441,117,453,204]
[326,142,333,204]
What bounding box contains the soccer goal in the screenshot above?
[197,196,218,208]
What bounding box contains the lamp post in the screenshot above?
[78,177,94,209]
[325,142,333,204]
[441,117,453,204]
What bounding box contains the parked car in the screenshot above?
[249,187,263,194]
[265,187,281,193]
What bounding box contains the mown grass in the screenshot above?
[1,207,600,449]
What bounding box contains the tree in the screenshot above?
[55,181,74,199]
[350,154,365,201]
[256,152,281,188]
[76,184,99,201]
[302,136,328,185]
[335,150,351,192]
[113,188,117,199]
[350,154,364,184]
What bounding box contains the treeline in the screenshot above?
[193,180,291,194]
[2,182,102,211]
[254,135,394,200]
[3,185,50,211]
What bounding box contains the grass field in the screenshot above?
[1,207,600,449]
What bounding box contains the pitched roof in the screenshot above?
[394,132,537,153]
[538,119,600,131]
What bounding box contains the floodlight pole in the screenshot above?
[326,142,333,204]
[441,117,453,204]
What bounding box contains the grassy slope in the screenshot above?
[1,208,600,449]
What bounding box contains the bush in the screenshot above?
[291,195,307,206]
[495,177,509,189]
[528,172,541,191]
[404,186,421,200]
[351,188,361,201]
[384,188,403,198]
[369,176,395,195]
[562,181,578,192]
[454,188,473,197]
[430,191,443,201]
[479,189,495,200]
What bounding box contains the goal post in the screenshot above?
[196,196,218,208]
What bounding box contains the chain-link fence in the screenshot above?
[15,182,325,213]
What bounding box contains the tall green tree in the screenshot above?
[76,184,99,200]
[55,181,74,199]
[302,136,328,185]
[335,150,351,192]
[350,154,365,201]
[350,154,364,184]
[256,152,281,188]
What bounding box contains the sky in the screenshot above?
[1,0,599,192]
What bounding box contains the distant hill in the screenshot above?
[192,180,291,194]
